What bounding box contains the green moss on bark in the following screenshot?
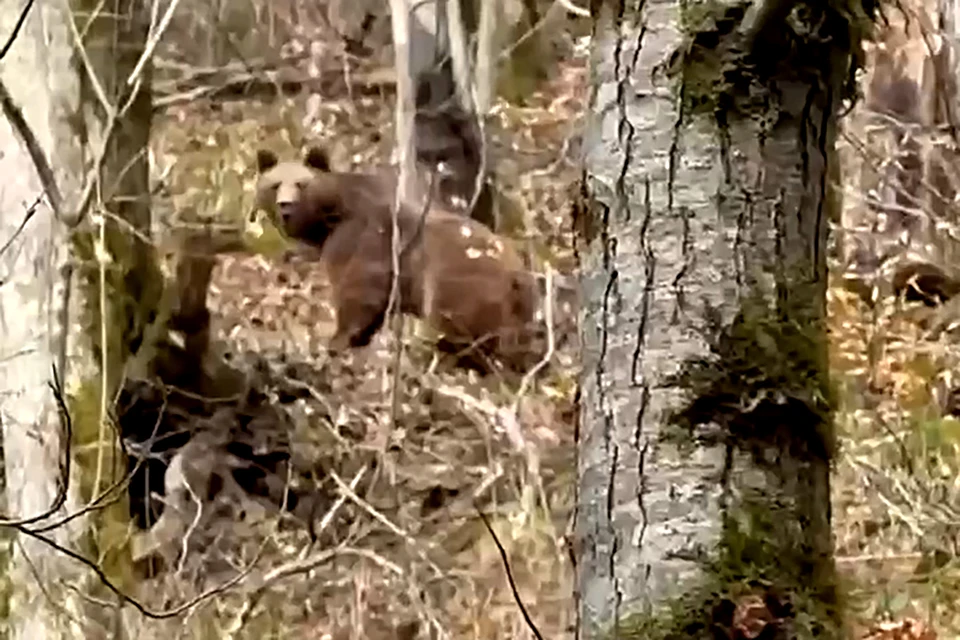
[581,0,875,636]
[604,502,845,639]
[66,0,168,607]
[662,298,835,460]
[608,297,838,638]
[667,0,877,123]
[66,379,138,595]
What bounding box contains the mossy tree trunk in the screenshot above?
[67,0,164,615]
[72,0,160,386]
[574,1,873,638]
[0,0,159,637]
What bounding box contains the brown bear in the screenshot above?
[255,149,542,373]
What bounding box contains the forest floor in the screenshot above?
[139,31,957,640]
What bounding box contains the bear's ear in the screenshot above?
[303,145,331,172]
[256,150,279,173]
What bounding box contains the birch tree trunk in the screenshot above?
[0,1,156,637]
[0,1,89,637]
[575,1,870,637]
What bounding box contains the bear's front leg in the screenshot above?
[327,273,392,354]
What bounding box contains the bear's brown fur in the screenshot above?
[276,169,543,373]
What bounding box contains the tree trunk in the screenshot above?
[0,1,90,637]
[575,1,867,637]
[400,0,503,231]
[68,0,161,613]
[0,1,157,637]
[392,0,419,204]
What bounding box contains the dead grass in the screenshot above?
[829,281,960,637]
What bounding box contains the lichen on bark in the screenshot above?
[576,0,876,637]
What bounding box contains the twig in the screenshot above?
[223,546,342,636]
[175,470,205,576]
[68,74,147,228]
[92,210,110,508]
[0,193,43,258]
[63,0,111,114]
[555,0,590,17]
[498,0,566,63]
[511,264,556,417]
[445,0,473,110]
[329,470,444,576]
[509,264,555,519]
[386,0,419,401]
[386,169,439,431]
[0,368,72,528]
[0,0,35,61]
[468,113,489,217]
[13,519,269,619]
[127,0,184,86]
[0,78,64,217]
[475,505,544,640]
[302,465,368,558]
[30,392,169,534]
[224,545,398,639]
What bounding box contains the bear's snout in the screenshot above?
[278,202,297,226]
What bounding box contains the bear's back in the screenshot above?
[417,213,539,363]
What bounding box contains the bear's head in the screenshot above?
[279,170,407,249]
[254,145,332,228]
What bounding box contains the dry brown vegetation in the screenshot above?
[830,0,960,636]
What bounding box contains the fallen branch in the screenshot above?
[152,66,397,110]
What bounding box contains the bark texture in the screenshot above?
[72,0,160,385]
[1,1,158,636]
[575,0,868,637]
[0,1,87,637]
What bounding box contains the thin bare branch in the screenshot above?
[476,505,544,640]
[445,0,473,109]
[0,367,72,528]
[0,0,36,61]
[14,519,269,619]
[555,0,589,18]
[0,193,43,258]
[127,0,184,85]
